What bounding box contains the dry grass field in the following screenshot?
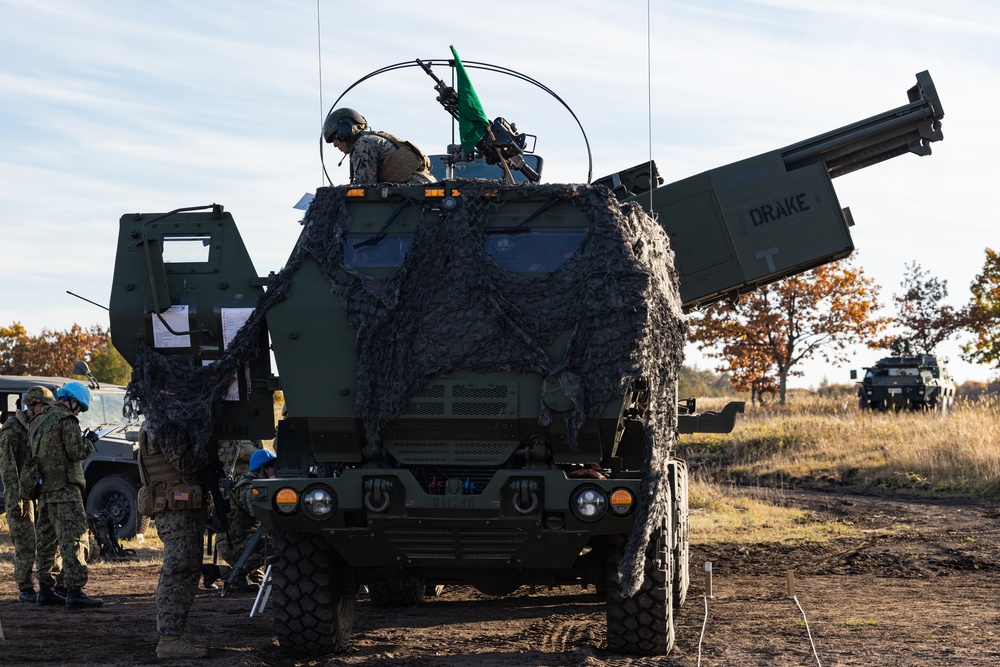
[1,394,999,665]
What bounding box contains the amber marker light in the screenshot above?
[274,488,299,514]
[610,488,635,516]
[345,188,366,198]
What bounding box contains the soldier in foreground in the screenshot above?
[0,385,54,602]
[137,423,213,659]
[323,107,435,185]
[32,381,102,609]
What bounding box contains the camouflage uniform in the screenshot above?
[138,425,212,638]
[0,410,39,593]
[215,471,265,584]
[31,402,94,592]
[350,133,435,186]
[217,439,261,480]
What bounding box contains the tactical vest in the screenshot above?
[361,130,432,183]
[27,406,84,494]
[137,428,204,516]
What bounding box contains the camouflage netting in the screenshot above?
[125,180,686,597]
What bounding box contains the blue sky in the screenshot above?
[1,0,997,388]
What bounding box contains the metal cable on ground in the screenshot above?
[790,595,823,667]
[696,594,710,667]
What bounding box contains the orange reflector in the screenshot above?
[345,188,366,198]
[610,489,634,506]
[275,488,298,505]
[424,188,446,197]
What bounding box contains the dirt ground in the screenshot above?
[2,490,1000,666]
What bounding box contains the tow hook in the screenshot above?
[364,478,392,513]
[510,480,539,515]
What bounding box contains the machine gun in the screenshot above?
[416,58,540,183]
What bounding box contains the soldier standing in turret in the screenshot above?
[323,107,435,185]
[0,385,54,602]
[32,381,103,608]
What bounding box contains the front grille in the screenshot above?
[411,464,503,494]
[385,440,518,466]
[399,380,516,418]
[383,526,527,560]
[382,419,517,441]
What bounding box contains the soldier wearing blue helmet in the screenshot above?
[32,381,102,608]
[208,447,277,591]
[207,448,276,590]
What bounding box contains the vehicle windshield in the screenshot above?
[429,154,543,182]
[345,233,413,267]
[78,390,138,429]
[345,228,587,274]
[484,229,587,273]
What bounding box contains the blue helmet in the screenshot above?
[249,448,277,472]
[56,381,91,412]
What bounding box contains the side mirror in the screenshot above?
[849,370,858,380]
[72,360,100,390]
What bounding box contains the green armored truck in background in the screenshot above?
[853,342,956,411]
[107,61,944,656]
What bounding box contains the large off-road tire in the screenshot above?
[369,580,426,607]
[605,524,674,655]
[84,473,149,539]
[669,461,690,608]
[272,531,355,655]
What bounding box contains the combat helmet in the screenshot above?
[322,107,368,144]
[23,385,54,406]
[56,381,91,412]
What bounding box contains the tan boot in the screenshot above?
[156,634,208,658]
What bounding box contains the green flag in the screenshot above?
[450,45,490,153]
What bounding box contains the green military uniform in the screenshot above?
[0,411,40,595]
[31,402,93,594]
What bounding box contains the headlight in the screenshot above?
[302,485,337,520]
[571,485,608,521]
[274,487,299,515]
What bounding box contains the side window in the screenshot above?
[344,233,413,268]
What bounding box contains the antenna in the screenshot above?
[316,0,325,187]
[646,0,654,215]
[66,290,109,311]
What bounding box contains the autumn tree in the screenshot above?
[687,256,889,405]
[85,337,132,385]
[0,322,112,378]
[889,261,969,353]
[962,247,1000,370]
